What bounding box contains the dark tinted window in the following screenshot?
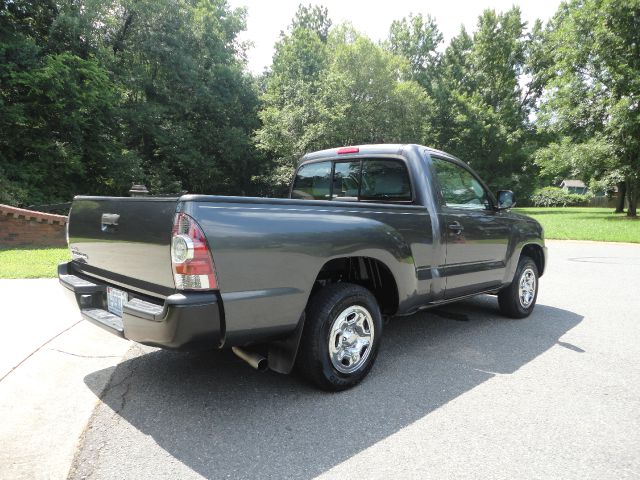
[291,161,331,200]
[332,161,360,200]
[432,158,489,209]
[360,159,411,201]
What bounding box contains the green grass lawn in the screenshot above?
[0,247,69,279]
[515,207,640,243]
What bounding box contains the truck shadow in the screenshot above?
[79,296,582,479]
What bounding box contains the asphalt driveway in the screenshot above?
[2,240,639,479]
[68,240,640,479]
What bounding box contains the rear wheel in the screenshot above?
[296,283,382,391]
[498,255,539,318]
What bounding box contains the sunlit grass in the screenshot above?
[515,207,640,243]
[0,248,69,279]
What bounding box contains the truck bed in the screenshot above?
[66,194,434,347]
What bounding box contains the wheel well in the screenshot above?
[521,244,545,276]
[312,257,399,315]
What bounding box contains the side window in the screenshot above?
[291,161,331,200]
[332,161,360,200]
[360,159,412,202]
[432,158,490,209]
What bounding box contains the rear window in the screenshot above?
[292,158,412,202]
[291,161,331,200]
[360,159,411,201]
[332,161,360,200]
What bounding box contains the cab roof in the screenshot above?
[299,144,459,165]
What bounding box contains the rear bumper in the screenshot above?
[58,262,222,350]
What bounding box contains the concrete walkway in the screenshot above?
[0,279,131,480]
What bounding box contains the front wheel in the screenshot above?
[296,283,382,391]
[498,255,539,318]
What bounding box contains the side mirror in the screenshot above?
[496,190,516,210]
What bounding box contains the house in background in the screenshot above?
[560,179,588,194]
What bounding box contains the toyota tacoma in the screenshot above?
[59,144,546,390]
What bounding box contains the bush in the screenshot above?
[530,187,592,207]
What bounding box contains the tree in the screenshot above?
[0,1,127,204]
[256,13,434,192]
[387,13,443,94]
[0,0,260,205]
[426,8,538,196]
[93,0,259,195]
[535,0,640,216]
[255,7,332,191]
[290,4,332,42]
[321,28,433,147]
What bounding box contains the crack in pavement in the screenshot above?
[0,319,82,383]
[46,348,121,359]
[97,345,145,417]
[67,345,142,480]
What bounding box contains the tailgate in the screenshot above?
[67,196,178,297]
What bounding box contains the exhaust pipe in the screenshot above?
[232,346,268,372]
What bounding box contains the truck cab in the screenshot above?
[290,144,544,304]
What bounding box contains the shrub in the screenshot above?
[530,187,592,207]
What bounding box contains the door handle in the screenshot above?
[448,222,464,234]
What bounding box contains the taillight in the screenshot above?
[171,212,218,290]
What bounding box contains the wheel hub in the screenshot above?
[518,268,536,308]
[328,305,374,374]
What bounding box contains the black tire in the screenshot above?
[296,283,383,391]
[498,255,539,318]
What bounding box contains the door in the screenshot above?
[431,157,511,299]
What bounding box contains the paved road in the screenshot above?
[18,240,640,479]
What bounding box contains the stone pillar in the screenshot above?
[129,184,149,197]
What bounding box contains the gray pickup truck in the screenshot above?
[59,144,546,390]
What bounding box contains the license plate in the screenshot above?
[107,287,128,317]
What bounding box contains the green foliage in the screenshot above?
[533,135,616,185]
[100,0,259,195]
[431,8,538,197]
[254,20,331,192]
[256,14,434,192]
[0,50,127,204]
[290,4,332,42]
[0,0,259,205]
[2,0,638,218]
[322,32,434,146]
[530,186,592,207]
[387,13,442,93]
[536,0,640,215]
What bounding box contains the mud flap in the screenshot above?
[268,312,305,374]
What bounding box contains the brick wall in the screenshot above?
[0,204,68,248]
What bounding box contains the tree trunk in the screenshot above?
[615,181,626,213]
[627,180,638,218]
